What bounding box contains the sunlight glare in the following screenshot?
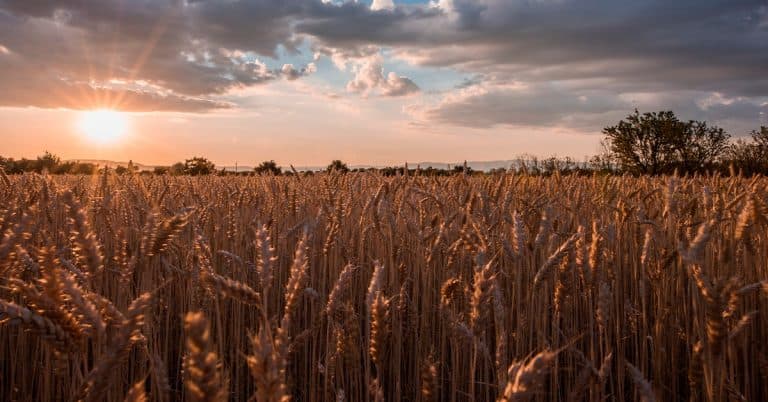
[77,109,128,145]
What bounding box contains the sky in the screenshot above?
[0,0,767,166]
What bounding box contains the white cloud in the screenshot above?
[371,0,395,11]
[382,72,419,96]
[312,45,380,71]
[346,54,419,97]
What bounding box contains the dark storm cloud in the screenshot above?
[187,0,307,56]
[0,0,765,126]
[297,1,441,47]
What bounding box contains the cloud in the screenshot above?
[312,44,381,70]
[381,72,420,97]
[0,0,765,128]
[0,0,317,111]
[409,79,627,129]
[346,54,419,97]
[282,62,317,81]
[371,0,395,12]
[299,0,768,128]
[0,74,233,112]
[410,77,768,134]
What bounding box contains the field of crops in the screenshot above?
[0,172,766,402]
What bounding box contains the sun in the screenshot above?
[77,109,129,145]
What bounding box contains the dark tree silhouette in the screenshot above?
[752,126,768,150]
[603,111,686,174]
[184,157,216,176]
[452,163,474,175]
[726,126,768,175]
[326,160,349,174]
[603,110,730,174]
[674,121,730,172]
[36,151,61,173]
[254,160,282,175]
[169,162,186,176]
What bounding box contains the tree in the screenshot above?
[488,167,507,175]
[326,160,349,174]
[36,151,61,173]
[68,162,97,175]
[725,126,768,175]
[114,161,137,176]
[603,110,729,175]
[169,162,186,176]
[603,110,685,174]
[11,158,35,174]
[673,121,730,172]
[184,157,215,176]
[254,160,282,175]
[126,160,138,174]
[751,126,768,151]
[452,163,474,175]
[0,157,14,173]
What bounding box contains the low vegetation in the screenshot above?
[0,170,766,401]
[2,111,767,177]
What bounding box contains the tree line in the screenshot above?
[2,110,767,176]
[601,110,767,175]
[0,152,100,175]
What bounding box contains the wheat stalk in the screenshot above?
[183,311,227,402]
[626,362,656,402]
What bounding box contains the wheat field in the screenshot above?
[0,171,766,402]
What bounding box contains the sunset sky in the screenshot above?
[1,0,767,166]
